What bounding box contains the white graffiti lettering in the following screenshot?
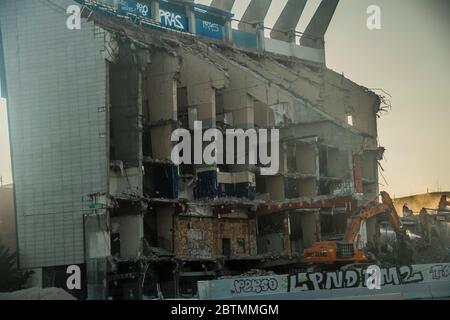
[202,21,220,33]
[292,266,424,291]
[160,9,185,30]
[429,265,450,280]
[233,278,278,294]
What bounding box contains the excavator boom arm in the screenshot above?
[343,192,403,242]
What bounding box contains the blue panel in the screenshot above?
[219,183,235,198]
[154,165,179,199]
[117,0,151,18]
[159,9,190,32]
[232,29,258,49]
[195,170,219,199]
[235,183,256,200]
[196,19,224,40]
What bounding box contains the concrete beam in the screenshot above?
[210,0,235,12]
[238,0,272,33]
[301,0,339,49]
[270,0,307,42]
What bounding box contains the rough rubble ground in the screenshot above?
[0,287,76,300]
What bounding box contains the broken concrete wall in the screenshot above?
[361,150,379,197]
[257,212,291,256]
[226,53,381,144]
[109,166,143,197]
[322,70,380,144]
[173,215,256,260]
[111,215,144,259]
[283,121,364,153]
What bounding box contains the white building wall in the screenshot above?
[0,0,109,268]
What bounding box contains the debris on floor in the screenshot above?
[0,287,77,300]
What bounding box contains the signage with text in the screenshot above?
[159,9,189,31]
[117,0,151,19]
[196,19,224,40]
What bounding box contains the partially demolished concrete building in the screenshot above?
[0,0,386,299]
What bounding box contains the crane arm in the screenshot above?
[343,203,388,242]
[380,191,403,234]
[343,191,403,243]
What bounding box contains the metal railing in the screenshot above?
[77,0,324,54]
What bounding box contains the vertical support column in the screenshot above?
[152,0,160,22]
[189,85,216,128]
[300,211,319,248]
[84,210,110,300]
[145,51,180,160]
[256,23,266,51]
[185,3,196,34]
[223,92,255,129]
[270,0,307,43]
[284,212,292,256]
[224,20,233,42]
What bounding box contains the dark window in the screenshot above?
[222,238,231,258]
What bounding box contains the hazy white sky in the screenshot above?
[0,0,449,196]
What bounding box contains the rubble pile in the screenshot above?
[0,287,76,300]
[410,238,450,264]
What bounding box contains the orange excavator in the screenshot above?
[304,191,409,265]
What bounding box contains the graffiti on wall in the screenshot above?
[186,228,212,258]
[290,265,424,291]
[233,277,283,294]
[198,264,450,299]
[216,264,450,297]
[429,265,450,280]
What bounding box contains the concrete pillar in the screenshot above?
[190,85,216,128]
[146,52,179,124]
[151,123,176,160]
[284,212,292,256]
[112,215,144,259]
[256,23,266,51]
[231,106,254,129]
[185,3,196,34]
[271,0,307,43]
[223,90,255,129]
[300,211,319,248]
[265,176,285,200]
[238,0,272,34]
[152,0,160,22]
[145,51,180,160]
[300,0,339,49]
[210,0,236,12]
[224,20,233,42]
